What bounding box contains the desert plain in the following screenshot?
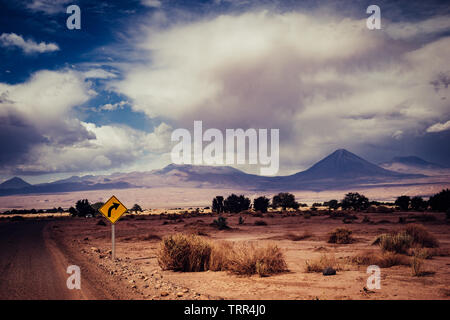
[8,207,446,300]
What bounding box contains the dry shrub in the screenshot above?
[227,242,288,277]
[157,233,211,272]
[404,224,439,248]
[209,241,232,271]
[255,245,288,277]
[411,253,425,276]
[286,231,312,241]
[351,250,409,268]
[377,232,413,254]
[157,234,287,276]
[328,228,354,244]
[305,254,341,273]
[373,225,439,253]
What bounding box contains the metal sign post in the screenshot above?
[112,224,115,260]
[98,195,127,261]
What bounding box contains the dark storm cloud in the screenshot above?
[1,0,449,179]
[0,110,47,166]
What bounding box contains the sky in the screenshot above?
[0,0,449,183]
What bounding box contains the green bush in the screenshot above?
[213,216,230,230]
[253,196,270,213]
[429,189,450,212]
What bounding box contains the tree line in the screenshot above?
[212,192,303,214]
[68,200,143,217]
[211,189,450,214]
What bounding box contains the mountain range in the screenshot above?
[379,156,448,175]
[0,149,443,196]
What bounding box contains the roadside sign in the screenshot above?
[99,195,128,261]
[99,195,127,224]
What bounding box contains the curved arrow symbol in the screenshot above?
[108,202,120,217]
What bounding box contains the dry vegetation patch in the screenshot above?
[372,224,439,254]
[158,233,211,272]
[404,224,439,248]
[327,228,354,244]
[227,243,288,277]
[157,233,288,277]
[305,254,342,273]
[350,250,409,268]
[374,232,413,254]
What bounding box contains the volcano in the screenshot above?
[0,177,31,190]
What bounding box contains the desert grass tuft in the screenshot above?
[157,233,288,276]
[305,254,341,273]
[327,228,354,244]
[227,242,288,277]
[351,250,409,268]
[373,224,439,253]
[404,224,439,248]
[377,232,413,254]
[208,241,232,271]
[157,233,211,272]
[411,251,425,277]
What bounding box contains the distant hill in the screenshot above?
[379,156,448,175]
[150,163,266,188]
[0,179,135,196]
[0,177,31,190]
[0,149,427,196]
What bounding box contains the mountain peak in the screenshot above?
[0,177,32,190]
[329,148,354,158]
[293,148,404,180]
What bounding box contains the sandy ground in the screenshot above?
[44,210,450,300]
[0,219,141,300]
[1,182,449,211]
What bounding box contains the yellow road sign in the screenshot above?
[99,195,127,224]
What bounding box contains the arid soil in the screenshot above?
[45,210,450,300]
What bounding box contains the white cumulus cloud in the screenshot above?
[0,33,59,54]
[141,0,162,8]
[0,68,171,175]
[426,120,450,133]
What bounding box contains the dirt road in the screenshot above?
[0,220,137,300]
